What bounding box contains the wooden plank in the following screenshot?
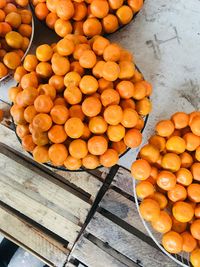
[71,236,128,267]
[112,167,133,197]
[0,205,69,267]
[0,152,91,224]
[86,213,178,267]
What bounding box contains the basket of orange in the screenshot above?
[31,0,144,38]
[9,34,152,171]
[0,0,34,80]
[132,111,200,267]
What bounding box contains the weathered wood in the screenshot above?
[112,167,133,197]
[86,213,177,267]
[0,205,69,267]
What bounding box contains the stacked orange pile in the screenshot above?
[0,0,32,78]
[31,0,143,37]
[132,112,200,267]
[9,34,152,170]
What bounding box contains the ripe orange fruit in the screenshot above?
[24,105,37,123]
[111,140,127,155]
[116,5,133,25]
[131,159,151,180]
[54,18,72,37]
[36,44,53,61]
[69,139,88,159]
[16,124,30,139]
[162,231,183,254]
[64,86,82,105]
[100,88,120,107]
[176,168,193,186]
[156,120,175,137]
[139,198,160,222]
[79,75,98,94]
[190,115,200,136]
[64,117,84,138]
[116,81,134,99]
[64,156,82,170]
[87,135,108,155]
[157,171,176,191]
[92,36,110,56]
[121,108,138,128]
[23,55,38,72]
[166,136,186,154]
[48,144,68,166]
[79,50,97,68]
[167,184,187,202]
[190,248,200,267]
[171,112,189,129]
[50,105,69,124]
[103,43,121,62]
[181,232,197,253]
[20,72,38,90]
[180,151,193,168]
[57,38,75,56]
[152,211,172,234]
[82,154,99,169]
[33,146,49,163]
[32,113,52,132]
[0,62,8,78]
[191,163,200,181]
[90,0,109,18]
[149,135,166,152]
[56,0,74,20]
[191,220,200,240]
[183,132,200,151]
[34,95,53,113]
[48,125,67,143]
[103,105,123,125]
[3,51,21,69]
[35,2,49,20]
[32,130,49,146]
[99,148,119,167]
[83,18,102,37]
[149,192,168,209]
[107,124,125,142]
[139,144,160,163]
[161,153,181,172]
[187,184,200,203]
[64,71,81,88]
[82,96,102,117]
[173,201,194,223]
[136,180,154,199]
[22,134,36,152]
[89,116,107,134]
[102,61,120,81]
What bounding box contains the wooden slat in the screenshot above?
[0,205,69,267]
[112,167,133,196]
[86,213,177,267]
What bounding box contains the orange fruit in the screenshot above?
[20,9,32,24]
[38,84,56,100]
[191,163,200,181]
[102,61,120,81]
[69,139,88,159]
[83,18,102,37]
[149,192,168,209]
[124,128,142,148]
[90,0,109,18]
[139,144,160,164]
[92,36,110,56]
[5,12,21,28]
[176,168,193,186]
[92,60,105,78]
[82,154,99,169]
[128,0,143,13]
[119,61,135,79]
[180,151,193,168]
[136,180,154,199]
[48,125,67,144]
[99,148,119,167]
[166,136,186,154]
[64,117,84,138]
[181,232,197,253]
[3,51,21,69]
[116,5,133,25]
[54,97,66,106]
[103,105,123,125]
[156,120,175,137]
[33,146,49,163]
[98,78,113,93]
[152,211,172,234]
[32,130,49,146]
[36,44,53,61]
[23,55,38,72]
[56,38,75,56]
[187,184,200,202]
[136,97,152,116]
[81,124,91,140]
[162,231,183,254]
[16,124,30,139]
[50,105,69,124]
[131,159,151,180]
[167,184,187,202]
[89,116,107,134]
[0,0,6,9]
[20,72,38,90]
[116,81,134,99]
[69,105,85,121]
[46,12,58,29]
[191,220,200,240]
[56,0,74,20]
[48,143,68,166]
[32,113,52,132]
[22,134,36,152]
[107,124,125,142]
[172,217,187,233]
[171,112,189,129]
[149,135,166,152]
[172,201,194,223]
[49,75,65,92]
[121,108,138,128]
[88,135,108,155]
[64,156,82,170]
[34,95,53,113]
[36,62,53,78]
[111,140,127,155]
[24,105,37,123]
[0,62,8,78]
[64,86,82,105]
[157,171,176,191]
[161,153,181,172]
[10,105,26,124]
[139,198,160,222]
[35,2,49,20]
[82,96,102,117]
[190,115,200,136]
[54,19,72,37]
[64,71,81,88]
[195,204,200,218]
[183,132,200,151]
[79,50,97,68]
[79,75,98,94]
[103,43,121,62]
[190,249,200,267]
[100,88,120,107]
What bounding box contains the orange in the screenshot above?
[190,249,200,267]
[36,44,53,61]
[167,184,187,202]
[102,61,120,81]
[79,50,97,68]
[0,22,12,37]
[108,0,123,9]
[83,18,102,37]
[195,204,200,218]
[162,231,183,254]
[139,198,160,222]
[64,117,84,138]
[35,3,49,20]
[100,89,120,107]
[48,144,68,166]
[131,159,151,180]
[190,115,200,136]
[107,124,125,142]
[89,116,107,134]
[54,97,66,106]
[32,130,49,146]
[22,134,36,152]
[189,111,200,126]
[176,168,193,186]
[50,105,69,124]
[0,0,6,8]
[172,201,194,223]
[139,144,160,163]
[82,154,99,169]
[81,124,91,140]
[116,5,133,25]
[73,2,87,21]
[56,0,74,20]
[92,36,110,56]
[69,139,88,159]
[111,140,127,155]
[49,75,65,92]
[48,125,67,143]
[102,14,119,33]
[51,53,70,75]
[82,96,102,117]
[149,192,168,209]
[119,61,135,79]
[98,78,113,93]
[156,120,175,137]
[171,112,189,129]
[121,108,138,128]
[54,19,72,37]
[180,151,193,168]
[5,12,21,28]
[90,0,109,18]
[149,135,166,152]
[183,132,200,151]
[18,24,32,38]
[92,60,105,78]
[99,148,119,167]
[120,49,133,62]
[16,124,30,139]
[20,72,38,90]
[23,55,38,72]
[88,135,108,155]
[64,86,82,105]
[103,105,123,125]
[33,146,49,163]
[3,51,21,69]
[0,62,8,78]
[187,184,200,202]
[116,81,134,99]
[64,156,82,170]
[34,95,53,113]
[128,0,143,13]
[161,153,181,172]
[73,43,90,60]
[181,232,197,253]
[196,146,200,161]
[46,0,57,13]
[136,97,152,116]
[16,91,27,108]
[15,0,28,7]
[21,86,38,106]
[32,113,52,132]
[191,163,200,181]
[157,171,176,191]
[124,128,142,148]
[103,44,121,62]
[136,180,154,199]
[64,71,81,88]
[152,211,172,234]
[20,9,32,24]
[191,220,200,240]
[46,12,58,29]
[172,217,187,233]
[79,75,98,94]
[10,105,26,124]
[57,38,75,56]
[24,105,37,123]
[166,136,186,154]
[69,105,85,121]
[36,62,52,78]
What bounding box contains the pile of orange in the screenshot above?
[0,0,32,78]
[31,0,143,38]
[9,34,152,170]
[131,111,200,266]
